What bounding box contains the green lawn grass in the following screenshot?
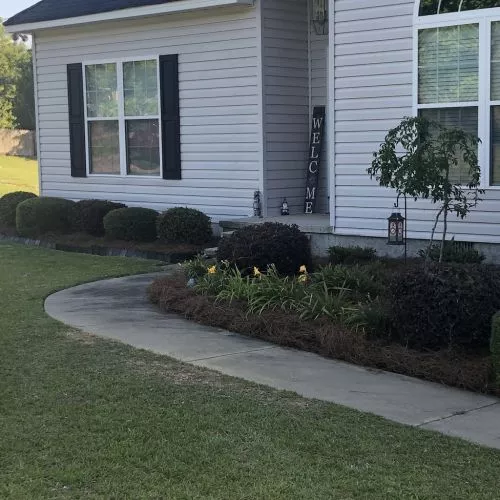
[1,243,500,499]
[0,155,39,196]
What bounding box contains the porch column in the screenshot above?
[327,0,335,230]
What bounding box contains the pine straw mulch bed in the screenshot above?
[0,225,209,254]
[0,226,219,263]
[148,273,498,396]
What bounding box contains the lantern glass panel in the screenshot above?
[388,213,405,245]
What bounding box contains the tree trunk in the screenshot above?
[439,169,451,263]
[439,204,449,263]
[427,206,444,262]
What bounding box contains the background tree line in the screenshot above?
[0,20,35,130]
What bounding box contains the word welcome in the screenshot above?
[304,106,325,214]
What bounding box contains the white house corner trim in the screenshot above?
[256,0,267,217]
[327,0,335,232]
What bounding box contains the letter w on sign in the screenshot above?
[304,106,325,214]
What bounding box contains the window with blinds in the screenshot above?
[491,22,500,184]
[417,0,500,187]
[418,24,479,104]
[418,24,479,183]
[419,107,479,184]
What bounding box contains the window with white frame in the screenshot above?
[84,59,161,176]
[416,0,500,185]
[419,0,500,16]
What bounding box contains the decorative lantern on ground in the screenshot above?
[281,198,289,216]
[253,190,262,217]
[387,211,405,246]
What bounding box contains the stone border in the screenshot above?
[0,234,197,263]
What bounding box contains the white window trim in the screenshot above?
[82,55,163,179]
[413,3,500,188]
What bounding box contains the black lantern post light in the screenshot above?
[387,211,405,245]
[387,194,407,261]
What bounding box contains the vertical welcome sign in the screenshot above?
[304,106,325,214]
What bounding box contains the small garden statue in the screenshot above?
[368,116,483,262]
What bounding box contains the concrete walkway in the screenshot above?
[45,272,500,450]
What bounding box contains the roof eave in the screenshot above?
[4,0,254,33]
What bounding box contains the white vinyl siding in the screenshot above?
[34,6,261,220]
[333,0,415,237]
[333,0,500,244]
[261,0,310,215]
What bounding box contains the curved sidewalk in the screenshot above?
[45,273,500,450]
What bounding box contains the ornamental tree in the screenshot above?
[368,116,483,262]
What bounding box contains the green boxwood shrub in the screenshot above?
[71,199,127,236]
[157,207,212,245]
[328,245,377,265]
[16,197,75,238]
[491,312,500,390]
[389,263,500,350]
[418,241,485,264]
[103,207,158,242]
[217,222,311,276]
[0,191,37,227]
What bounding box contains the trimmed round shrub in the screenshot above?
[0,191,37,227]
[71,199,127,236]
[389,263,500,351]
[103,207,158,242]
[157,207,212,245]
[16,197,75,238]
[418,242,485,264]
[217,222,312,276]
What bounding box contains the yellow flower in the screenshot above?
[207,265,217,274]
[253,266,261,277]
[299,265,307,274]
[298,274,307,283]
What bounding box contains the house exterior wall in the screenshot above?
[333,0,414,237]
[32,0,500,243]
[332,0,500,245]
[33,6,261,221]
[261,0,309,215]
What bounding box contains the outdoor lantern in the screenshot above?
[312,0,328,35]
[253,190,262,217]
[387,212,405,246]
[281,198,290,216]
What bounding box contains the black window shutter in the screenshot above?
[67,63,86,178]
[159,54,181,180]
